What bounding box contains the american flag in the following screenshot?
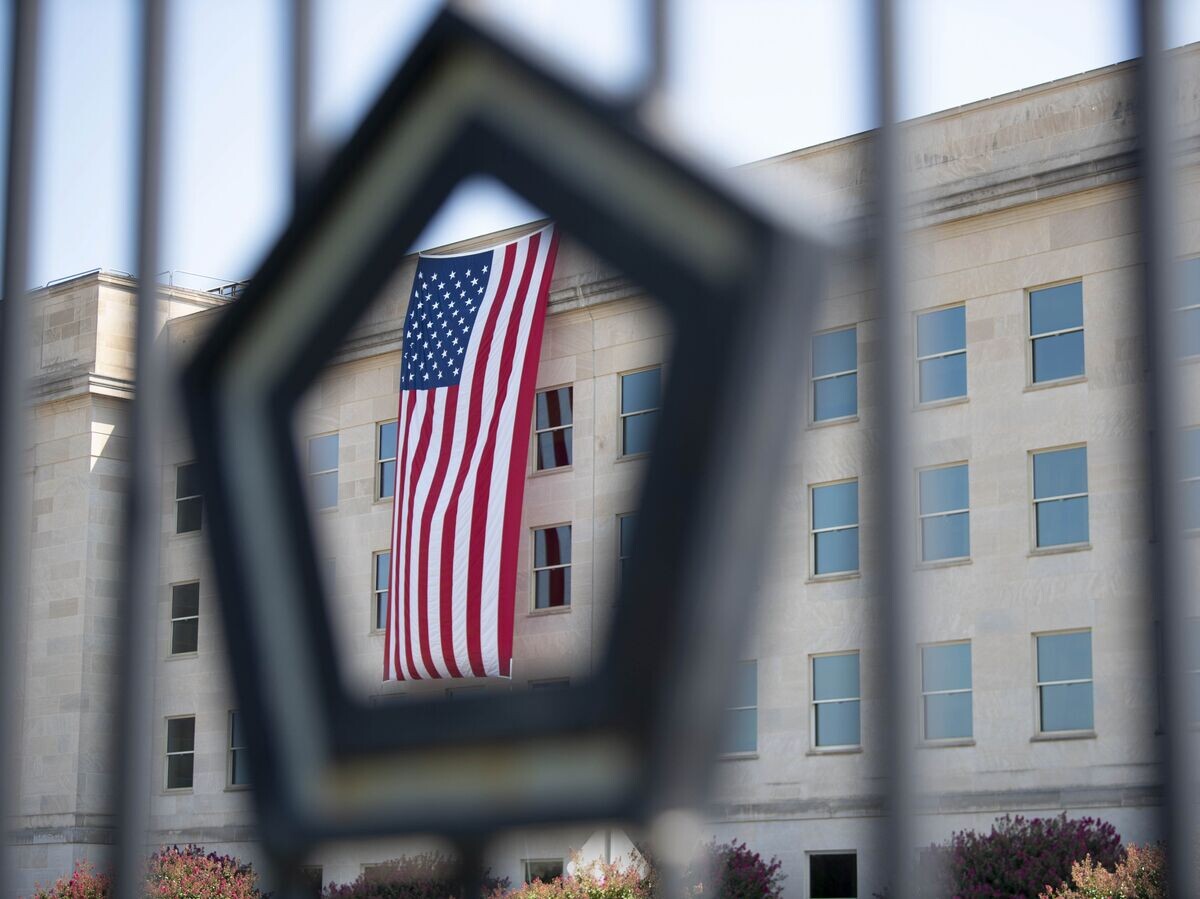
[384,224,559,680]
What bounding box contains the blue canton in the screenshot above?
[402,249,493,389]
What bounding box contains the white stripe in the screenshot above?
[450,239,530,675]
[478,233,552,674]
[395,389,427,681]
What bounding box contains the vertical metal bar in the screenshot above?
[290,0,313,201]
[112,1,166,896]
[1134,2,1197,896]
[0,2,41,896]
[871,1,917,897]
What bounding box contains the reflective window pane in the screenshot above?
[176,496,202,534]
[171,582,199,619]
[1037,632,1092,682]
[166,754,194,790]
[536,387,573,429]
[813,481,858,530]
[310,470,338,510]
[720,707,757,754]
[376,592,388,630]
[1034,447,1088,498]
[171,618,198,655]
[622,410,657,456]
[166,717,195,753]
[815,528,859,574]
[308,434,339,473]
[1182,308,1200,358]
[919,353,966,403]
[917,306,965,357]
[1030,282,1083,334]
[815,700,860,747]
[814,372,857,421]
[1040,682,1094,732]
[922,643,972,692]
[812,328,857,377]
[1036,496,1089,547]
[922,512,970,561]
[1032,330,1085,382]
[380,459,396,498]
[920,465,969,514]
[619,515,637,560]
[810,855,856,899]
[176,463,201,499]
[1185,428,1200,480]
[375,552,390,589]
[230,749,252,786]
[621,368,660,414]
[534,526,571,567]
[534,568,571,609]
[813,654,859,701]
[924,692,973,740]
[537,430,573,469]
[379,421,398,458]
[230,710,246,747]
[731,660,757,708]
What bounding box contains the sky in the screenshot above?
[18,0,1200,290]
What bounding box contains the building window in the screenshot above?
[812,652,860,748]
[809,853,857,898]
[918,464,970,562]
[720,660,757,754]
[378,421,398,499]
[175,463,202,534]
[535,386,573,470]
[811,480,859,576]
[1032,446,1089,548]
[1029,281,1084,383]
[1036,630,1094,733]
[170,582,200,655]
[533,525,571,609]
[523,859,564,884]
[917,305,966,403]
[530,678,570,690]
[812,326,857,422]
[1180,257,1200,358]
[620,368,660,456]
[618,513,636,588]
[1184,427,1199,532]
[308,433,339,510]
[921,642,972,741]
[165,716,195,790]
[373,551,390,632]
[228,710,251,787]
[300,867,323,898]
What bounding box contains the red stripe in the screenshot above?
[465,233,542,676]
[414,385,458,677]
[497,232,559,673]
[401,391,437,679]
[387,389,415,681]
[436,244,519,678]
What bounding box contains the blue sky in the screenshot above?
[21,0,1200,289]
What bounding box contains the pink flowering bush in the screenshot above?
[29,861,112,899]
[1039,843,1167,899]
[322,851,509,899]
[696,841,784,899]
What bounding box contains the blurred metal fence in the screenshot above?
[0,1,1195,898]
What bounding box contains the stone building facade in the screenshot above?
[11,49,1200,898]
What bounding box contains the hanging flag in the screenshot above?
[385,224,559,680]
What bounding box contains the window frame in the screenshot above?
[168,580,200,657]
[916,462,971,565]
[1034,628,1095,736]
[532,384,574,473]
[227,709,251,790]
[1026,279,1086,387]
[806,850,858,899]
[719,659,758,757]
[617,511,636,591]
[531,523,572,613]
[522,858,565,885]
[810,478,860,579]
[617,365,662,460]
[810,650,861,751]
[919,640,973,744]
[164,714,196,792]
[810,325,859,425]
[307,431,340,511]
[376,419,398,501]
[914,303,968,407]
[372,550,390,633]
[1184,425,1199,535]
[1179,255,1200,360]
[1029,443,1090,552]
[174,461,203,535]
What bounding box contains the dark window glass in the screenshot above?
[379,421,398,499]
[618,514,636,587]
[621,369,660,456]
[812,328,857,421]
[1185,429,1200,531]
[534,526,571,609]
[720,660,757,754]
[166,717,195,789]
[810,854,857,899]
[229,710,251,786]
[308,434,339,509]
[1030,282,1084,382]
[300,867,323,898]
[524,860,563,884]
[374,552,390,630]
[175,463,203,534]
[535,387,573,470]
[170,582,200,655]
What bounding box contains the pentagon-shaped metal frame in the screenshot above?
[182,8,825,860]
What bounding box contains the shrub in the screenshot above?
[1039,843,1167,899]
[144,845,263,899]
[323,851,509,899]
[698,841,784,899]
[28,861,112,899]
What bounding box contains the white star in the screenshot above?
[423,341,429,349]
[477,287,483,295]
[423,372,429,381]
[457,347,464,355]
[465,269,472,277]
[417,301,423,309]
[453,367,460,376]
[441,350,447,358]
[426,352,432,360]
[421,281,427,289]
[438,282,445,290]
[452,338,459,346]
[449,270,456,278]
[464,325,470,333]
[455,281,461,288]
[471,278,478,286]
[432,302,439,310]
[482,265,488,273]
